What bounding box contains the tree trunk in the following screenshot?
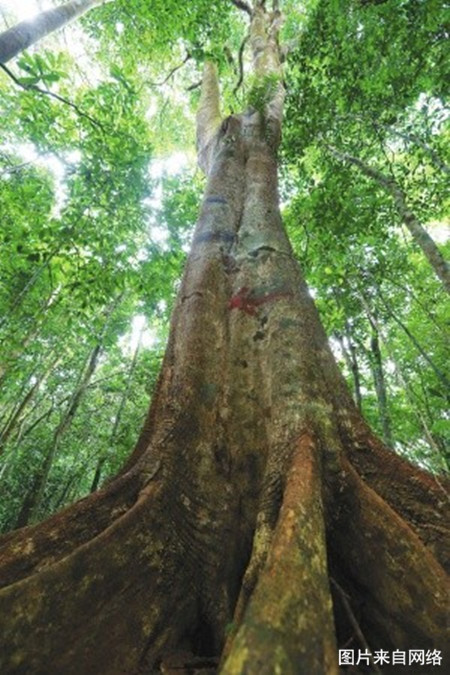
[0,354,61,452]
[0,285,61,386]
[91,329,143,493]
[376,288,450,392]
[360,297,447,468]
[0,0,110,64]
[14,297,122,527]
[336,330,363,412]
[15,342,102,527]
[326,145,450,293]
[368,326,393,448]
[0,4,448,674]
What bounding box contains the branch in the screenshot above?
[332,111,450,175]
[233,34,249,95]
[359,0,389,5]
[380,126,450,176]
[230,0,252,16]
[0,160,32,176]
[186,79,202,92]
[0,63,105,131]
[149,53,191,87]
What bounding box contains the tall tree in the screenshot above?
[0,0,110,64]
[0,1,448,674]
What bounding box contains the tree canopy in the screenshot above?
[0,0,448,532]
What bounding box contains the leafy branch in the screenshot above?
[0,62,105,131]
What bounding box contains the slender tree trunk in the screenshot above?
[0,4,448,674]
[0,247,60,331]
[0,285,61,386]
[15,296,122,526]
[357,295,394,447]
[377,288,450,392]
[347,336,363,411]
[0,354,60,451]
[11,401,55,448]
[7,368,116,454]
[361,295,446,465]
[15,341,103,527]
[91,330,143,493]
[330,292,371,417]
[54,473,78,510]
[391,356,447,465]
[368,325,393,447]
[89,456,105,495]
[326,145,450,293]
[0,368,37,433]
[336,330,363,412]
[0,0,110,64]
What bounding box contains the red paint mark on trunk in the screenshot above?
[228,287,292,316]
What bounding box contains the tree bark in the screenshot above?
[0,0,110,64]
[0,4,448,674]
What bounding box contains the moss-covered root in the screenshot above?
[0,480,194,675]
[348,433,450,571]
[329,461,450,659]
[221,434,338,675]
